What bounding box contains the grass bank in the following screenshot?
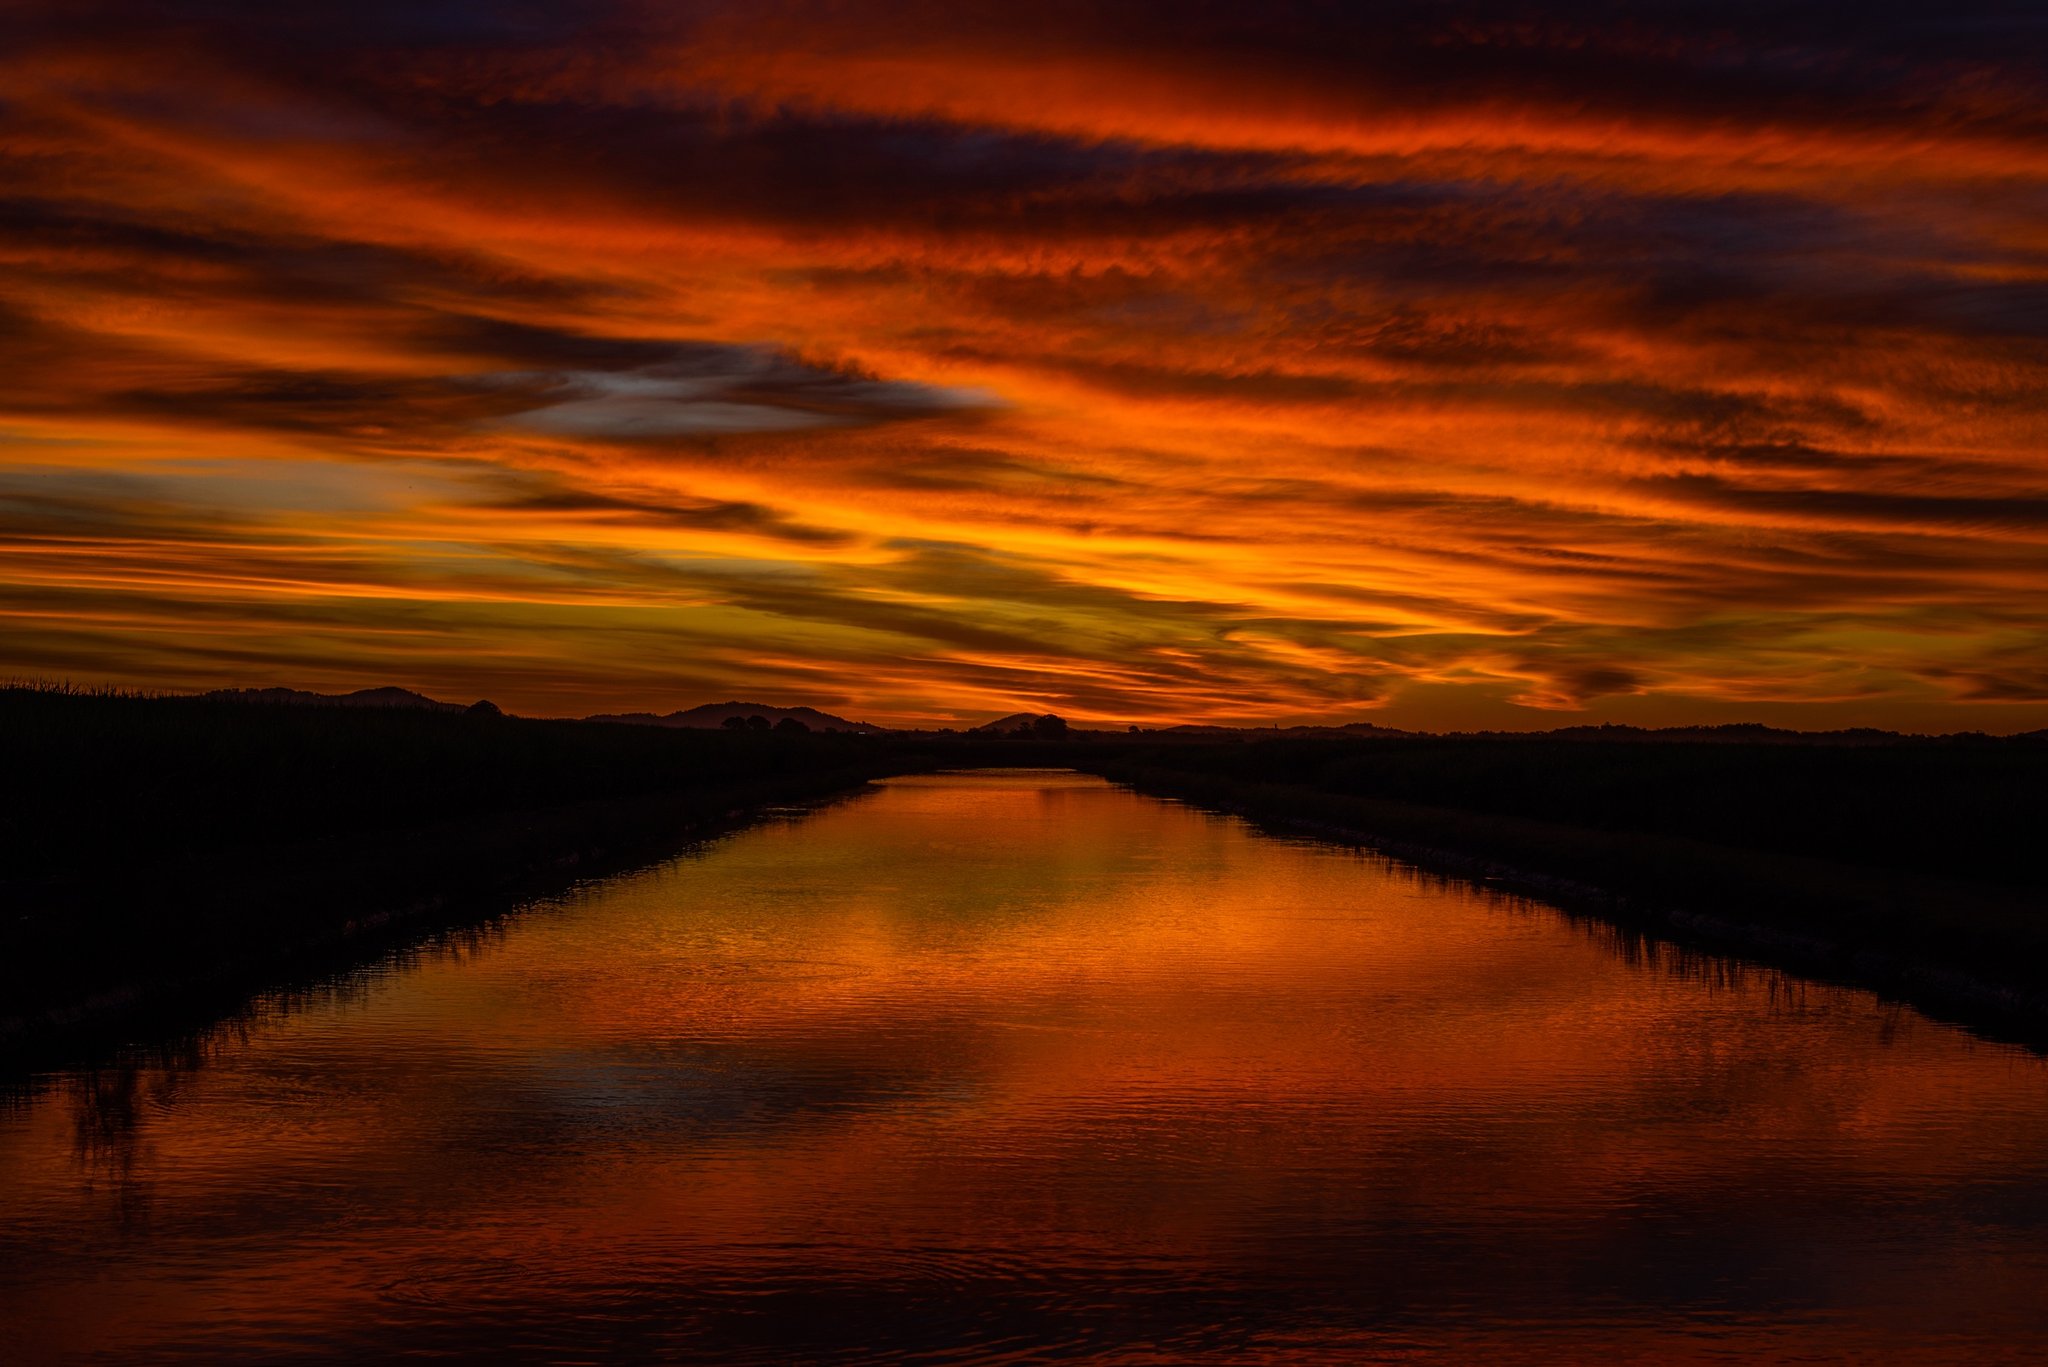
[1076,740,2048,1045]
[0,688,911,1061]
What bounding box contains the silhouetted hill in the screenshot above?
[1503,722,1919,746]
[1153,722,1415,740]
[586,701,879,732]
[973,712,1048,734]
[177,689,2039,743]
[201,685,466,712]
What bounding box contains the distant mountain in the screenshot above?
[965,716,1408,738]
[1520,723,1913,746]
[972,712,1048,734]
[201,686,466,712]
[585,701,880,732]
[1148,721,1414,739]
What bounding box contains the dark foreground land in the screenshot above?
[0,688,905,1062]
[1072,734,2048,1043]
[5,687,2047,1062]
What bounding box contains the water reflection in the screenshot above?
[3,769,2047,1363]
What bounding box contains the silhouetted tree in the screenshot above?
[1033,714,1068,738]
[721,715,748,730]
[467,699,503,717]
[775,717,810,734]
[745,714,771,731]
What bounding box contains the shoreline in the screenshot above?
[1081,762,2048,1052]
[0,768,891,1073]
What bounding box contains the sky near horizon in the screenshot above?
[3,3,2047,729]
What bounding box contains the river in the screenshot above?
[5,769,2048,1362]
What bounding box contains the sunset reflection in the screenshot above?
[5,773,2046,1362]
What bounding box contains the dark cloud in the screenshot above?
[489,348,992,441]
[1925,667,2048,703]
[1639,474,2048,532]
[484,483,855,546]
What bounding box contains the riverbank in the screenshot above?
[0,773,898,1066]
[1079,757,2048,1047]
[0,689,910,1064]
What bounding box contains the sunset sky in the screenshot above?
[4,3,2046,729]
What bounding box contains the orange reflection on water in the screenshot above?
[4,771,2048,1363]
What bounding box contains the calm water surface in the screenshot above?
[5,769,2048,1363]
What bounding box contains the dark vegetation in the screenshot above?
[0,686,904,1061]
[1072,734,2048,1042]
[1086,735,2047,892]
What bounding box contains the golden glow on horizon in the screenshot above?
[2,5,2046,727]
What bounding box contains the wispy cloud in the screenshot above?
[488,347,992,439]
